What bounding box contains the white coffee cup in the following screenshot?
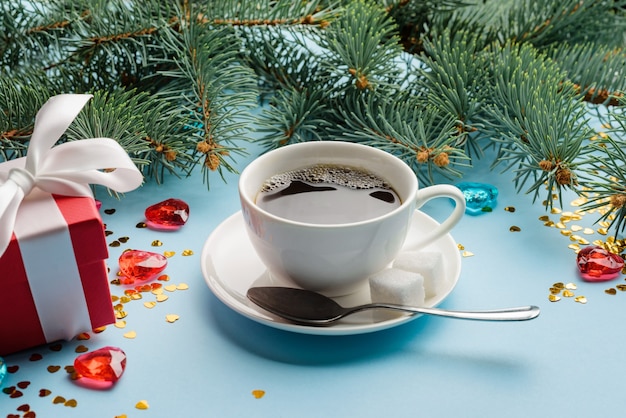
[239,141,465,296]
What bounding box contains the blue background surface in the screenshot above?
[2,137,625,418]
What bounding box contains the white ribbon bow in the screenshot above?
[0,94,144,256]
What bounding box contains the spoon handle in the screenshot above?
[360,303,540,321]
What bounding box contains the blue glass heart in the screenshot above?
[456,182,498,215]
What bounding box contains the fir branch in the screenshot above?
[547,43,626,106]
[156,5,258,185]
[481,42,591,208]
[339,93,471,186]
[579,133,626,236]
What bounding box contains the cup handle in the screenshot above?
[405,184,465,250]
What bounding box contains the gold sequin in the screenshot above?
[538,215,550,221]
[177,283,189,290]
[164,285,177,292]
[553,282,565,289]
[151,240,163,247]
[123,331,137,339]
[549,287,561,295]
[605,288,617,295]
[565,283,577,290]
[509,226,521,232]
[156,294,169,302]
[109,241,121,247]
[115,311,128,319]
[560,230,572,236]
[550,208,562,214]
[562,290,574,297]
[504,206,516,212]
[182,249,194,256]
[457,243,465,250]
[136,222,147,228]
[583,228,594,235]
[75,345,88,353]
[158,274,170,281]
[597,228,608,236]
[570,225,583,232]
[568,244,580,251]
[163,251,175,258]
[165,314,180,323]
[462,251,474,257]
[252,390,266,399]
[144,301,157,309]
[549,294,561,302]
[114,321,126,329]
[135,400,149,410]
[574,296,587,304]
[617,284,626,292]
[118,237,129,243]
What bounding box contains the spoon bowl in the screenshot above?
[247,287,540,325]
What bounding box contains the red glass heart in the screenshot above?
[74,346,126,383]
[577,245,624,282]
[118,250,167,284]
[145,198,189,230]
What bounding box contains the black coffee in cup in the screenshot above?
[256,164,401,224]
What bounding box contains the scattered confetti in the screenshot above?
[562,290,574,297]
[144,301,157,309]
[252,390,266,399]
[163,251,176,258]
[135,400,150,410]
[574,296,587,304]
[39,389,51,397]
[151,240,163,247]
[504,206,516,212]
[605,288,617,295]
[182,249,194,256]
[462,251,474,257]
[47,365,61,373]
[158,274,170,281]
[114,321,127,329]
[509,226,521,232]
[104,208,116,215]
[549,294,561,302]
[75,345,89,353]
[136,222,147,228]
[123,331,137,339]
[166,314,180,323]
[164,284,177,292]
[177,283,189,290]
[29,354,43,362]
[156,294,169,302]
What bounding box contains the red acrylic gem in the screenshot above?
[118,250,167,284]
[74,346,126,383]
[577,245,624,282]
[145,198,189,230]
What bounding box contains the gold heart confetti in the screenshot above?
[135,400,150,410]
[182,249,194,256]
[114,321,126,329]
[53,396,66,404]
[549,294,561,302]
[164,285,177,292]
[64,399,78,407]
[574,296,587,304]
[75,345,89,353]
[144,301,157,309]
[163,251,175,258]
[123,331,137,339]
[462,251,474,257]
[47,365,61,373]
[166,314,180,323]
[156,294,169,302]
[252,390,266,399]
[177,283,189,290]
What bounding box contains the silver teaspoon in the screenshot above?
[246,287,540,325]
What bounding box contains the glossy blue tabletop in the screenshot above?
[2,138,624,418]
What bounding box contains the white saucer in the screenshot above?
[201,211,461,336]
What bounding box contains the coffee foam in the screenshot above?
[260,164,391,192]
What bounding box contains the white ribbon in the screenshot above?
[0,94,144,256]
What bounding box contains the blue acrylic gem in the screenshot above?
[0,357,6,386]
[456,182,498,215]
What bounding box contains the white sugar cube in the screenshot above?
[369,268,425,307]
[392,251,444,299]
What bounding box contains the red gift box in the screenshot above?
[0,190,113,356]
